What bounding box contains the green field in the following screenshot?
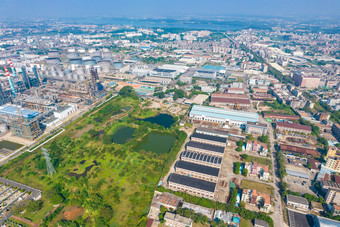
[0,96,186,226]
[243,155,272,168]
[241,180,274,196]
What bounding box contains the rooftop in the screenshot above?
[191,132,227,143]
[196,127,229,137]
[168,173,216,193]
[276,122,312,132]
[287,194,309,206]
[186,141,225,154]
[0,105,39,119]
[280,144,319,156]
[254,219,269,227]
[190,105,258,123]
[181,151,222,165]
[175,161,220,177]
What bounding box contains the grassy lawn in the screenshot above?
[133,109,158,119]
[243,155,272,168]
[241,180,274,196]
[263,100,295,115]
[240,217,253,227]
[0,96,185,226]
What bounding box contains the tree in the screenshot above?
[154,92,165,99]
[234,162,241,174]
[258,135,269,143]
[236,147,242,152]
[242,168,248,177]
[26,200,43,213]
[240,154,248,160]
[239,201,246,208]
[119,86,138,99]
[100,205,114,221]
[236,141,244,147]
[102,134,112,145]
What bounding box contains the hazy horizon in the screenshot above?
[0,0,339,19]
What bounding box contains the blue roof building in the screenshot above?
[0,105,39,120]
[189,105,258,126]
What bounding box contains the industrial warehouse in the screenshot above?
[189,105,258,127]
[167,128,228,200]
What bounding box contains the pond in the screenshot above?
[0,140,23,151]
[136,132,176,154]
[112,126,135,144]
[140,113,175,128]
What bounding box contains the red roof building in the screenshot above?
[276,122,312,134]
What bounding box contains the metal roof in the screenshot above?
[175,160,220,177]
[191,132,227,143]
[190,105,258,123]
[168,173,216,193]
[0,105,38,119]
[286,169,309,179]
[186,141,225,154]
[181,151,222,165]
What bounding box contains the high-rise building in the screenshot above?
[293,72,320,88]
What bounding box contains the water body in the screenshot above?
[141,113,175,128]
[112,126,135,144]
[136,132,176,154]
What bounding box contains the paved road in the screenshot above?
[264,117,284,227]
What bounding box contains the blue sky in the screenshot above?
[0,0,339,18]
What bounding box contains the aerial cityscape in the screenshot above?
[0,1,339,227]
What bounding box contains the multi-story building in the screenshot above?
[293,72,320,88]
[286,195,309,211]
[168,173,216,199]
[326,146,340,160]
[241,189,271,213]
[164,212,193,227]
[174,161,219,182]
[319,113,331,121]
[210,93,251,109]
[325,189,340,205]
[332,124,340,142]
[180,151,222,168]
[245,122,267,135]
[325,158,340,173]
[186,141,225,157]
[190,132,227,147]
[244,162,270,181]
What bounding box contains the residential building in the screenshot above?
[310,201,324,213]
[244,162,270,181]
[174,161,220,182]
[293,73,320,88]
[148,192,183,219]
[325,158,340,173]
[168,173,216,199]
[286,195,309,211]
[332,124,340,142]
[164,212,193,227]
[245,122,268,135]
[326,146,340,160]
[241,189,271,213]
[333,204,340,216]
[309,159,321,173]
[276,122,312,134]
[325,189,340,205]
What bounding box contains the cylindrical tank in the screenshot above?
[83,59,96,66]
[69,58,82,65]
[67,52,79,59]
[92,55,101,62]
[46,58,61,64]
[48,51,60,58]
[113,62,124,69]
